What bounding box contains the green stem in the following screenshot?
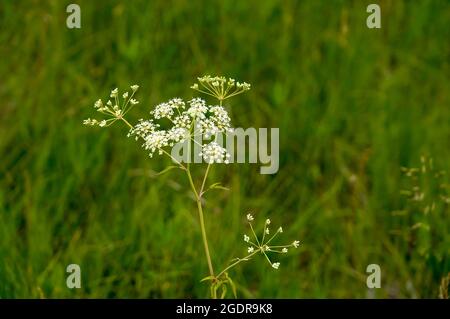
[121,117,133,129]
[122,115,215,288]
[200,163,211,196]
[216,250,259,278]
[249,222,261,246]
[186,167,215,278]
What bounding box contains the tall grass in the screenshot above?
[0,0,449,298]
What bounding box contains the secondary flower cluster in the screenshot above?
[242,214,300,270]
[128,97,233,162]
[83,85,139,127]
[191,75,251,102]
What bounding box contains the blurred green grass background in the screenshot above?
[0,0,449,298]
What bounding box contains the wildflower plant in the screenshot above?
[84,76,299,298]
[223,214,299,272]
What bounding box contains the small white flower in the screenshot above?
[130,99,139,105]
[265,228,270,235]
[266,219,271,225]
[128,119,159,140]
[99,120,107,127]
[131,84,139,91]
[247,247,254,253]
[282,248,288,253]
[236,81,251,91]
[246,213,254,221]
[152,98,184,119]
[278,227,283,233]
[122,92,129,99]
[94,99,102,108]
[173,113,191,129]
[244,235,250,242]
[272,262,280,269]
[83,118,98,126]
[293,240,300,248]
[110,88,118,98]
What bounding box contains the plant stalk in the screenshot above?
[186,167,215,278]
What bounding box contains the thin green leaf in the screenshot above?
[200,275,216,282]
[202,182,230,195]
[152,165,180,176]
[220,285,228,299]
[213,282,220,298]
[225,273,237,298]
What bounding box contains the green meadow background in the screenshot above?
[0,0,449,298]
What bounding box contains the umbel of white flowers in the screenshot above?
[242,213,300,270]
[191,75,251,102]
[84,86,234,164]
[129,97,232,163]
[83,84,139,127]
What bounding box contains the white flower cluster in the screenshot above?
[242,213,300,270]
[151,98,185,120]
[83,85,140,128]
[129,97,232,161]
[198,105,232,138]
[85,76,251,163]
[191,75,251,101]
[200,142,230,164]
[187,98,208,119]
[127,119,159,140]
[129,123,189,158]
[143,130,170,156]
